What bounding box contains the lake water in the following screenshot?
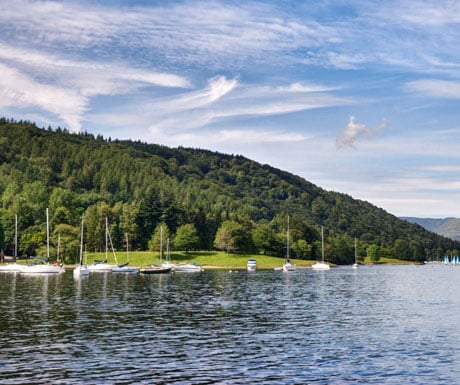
[0,264,459,384]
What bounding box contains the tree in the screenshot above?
[148,223,170,256]
[367,244,380,263]
[174,224,199,252]
[214,224,235,253]
[252,223,277,255]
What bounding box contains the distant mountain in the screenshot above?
[401,217,460,241]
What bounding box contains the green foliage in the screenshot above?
[0,118,459,264]
[174,224,199,252]
[367,244,381,263]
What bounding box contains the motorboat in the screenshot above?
[247,258,257,271]
[174,262,203,272]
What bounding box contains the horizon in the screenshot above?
[1,1,459,218]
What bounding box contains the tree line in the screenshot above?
[0,118,458,264]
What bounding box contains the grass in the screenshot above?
[84,250,315,269]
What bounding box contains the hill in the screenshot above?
[402,217,460,241]
[0,118,458,264]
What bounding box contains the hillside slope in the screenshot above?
[402,217,460,241]
[0,118,458,264]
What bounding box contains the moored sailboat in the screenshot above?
[312,226,330,270]
[0,215,23,273]
[21,209,64,274]
[73,214,90,278]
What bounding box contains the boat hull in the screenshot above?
[88,263,117,271]
[0,263,23,272]
[312,262,330,270]
[73,265,90,277]
[21,264,64,274]
[139,267,171,274]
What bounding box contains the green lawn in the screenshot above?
[84,250,315,269]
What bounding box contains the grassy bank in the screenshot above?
[84,250,314,269]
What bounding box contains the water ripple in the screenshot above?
[1,266,460,383]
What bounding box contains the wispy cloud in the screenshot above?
[336,116,387,149]
[405,79,460,98]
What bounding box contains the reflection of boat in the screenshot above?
[22,209,64,274]
[280,216,295,272]
[74,215,90,278]
[175,262,203,272]
[352,238,359,269]
[312,226,330,270]
[112,234,138,273]
[88,217,117,272]
[0,215,23,273]
[247,258,256,271]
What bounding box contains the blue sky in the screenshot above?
[1,0,460,218]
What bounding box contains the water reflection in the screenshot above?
[1,266,460,383]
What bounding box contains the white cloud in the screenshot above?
[336,116,387,149]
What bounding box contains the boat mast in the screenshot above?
[286,215,290,261]
[160,226,163,263]
[14,214,17,259]
[105,217,108,262]
[321,225,324,263]
[46,208,50,261]
[80,215,84,265]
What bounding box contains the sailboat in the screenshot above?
[140,226,172,274]
[88,217,118,271]
[312,226,330,270]
[352,238,359,269]
[161,236,176,270]
[74,215,90,277]
[0,215,23,272]
[276,216,295,272]
[21,208,65,274]
[112,234,138,273]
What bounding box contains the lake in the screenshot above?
[0,264,459,384]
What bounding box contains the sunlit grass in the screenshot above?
[84,250,314,269]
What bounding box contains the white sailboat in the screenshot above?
[73,215,90,278]
[112,234,138,273]
[21,209,65,274]
[312,226,330,270]
[161,235,176,271]
[0,215,23,272]
[280,216,295,272]
[88,217,118,271]
[352,238,359,269]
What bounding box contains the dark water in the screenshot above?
[0,264,459,384]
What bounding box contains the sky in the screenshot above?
[1,0,460,218]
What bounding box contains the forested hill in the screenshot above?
[0,118,458,264]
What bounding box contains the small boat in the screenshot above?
[88,217,117,272]
[0,215,23,273]
[352,238,359,269]
[161,237,176,271]
[112,234,138,274]
[21,209,65,275]
[73,215,90,278]
[174,262,203,272]
[277,216,295,272]
[247,258,257,271]
[139,266,172,274]
[312,226,330,270]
